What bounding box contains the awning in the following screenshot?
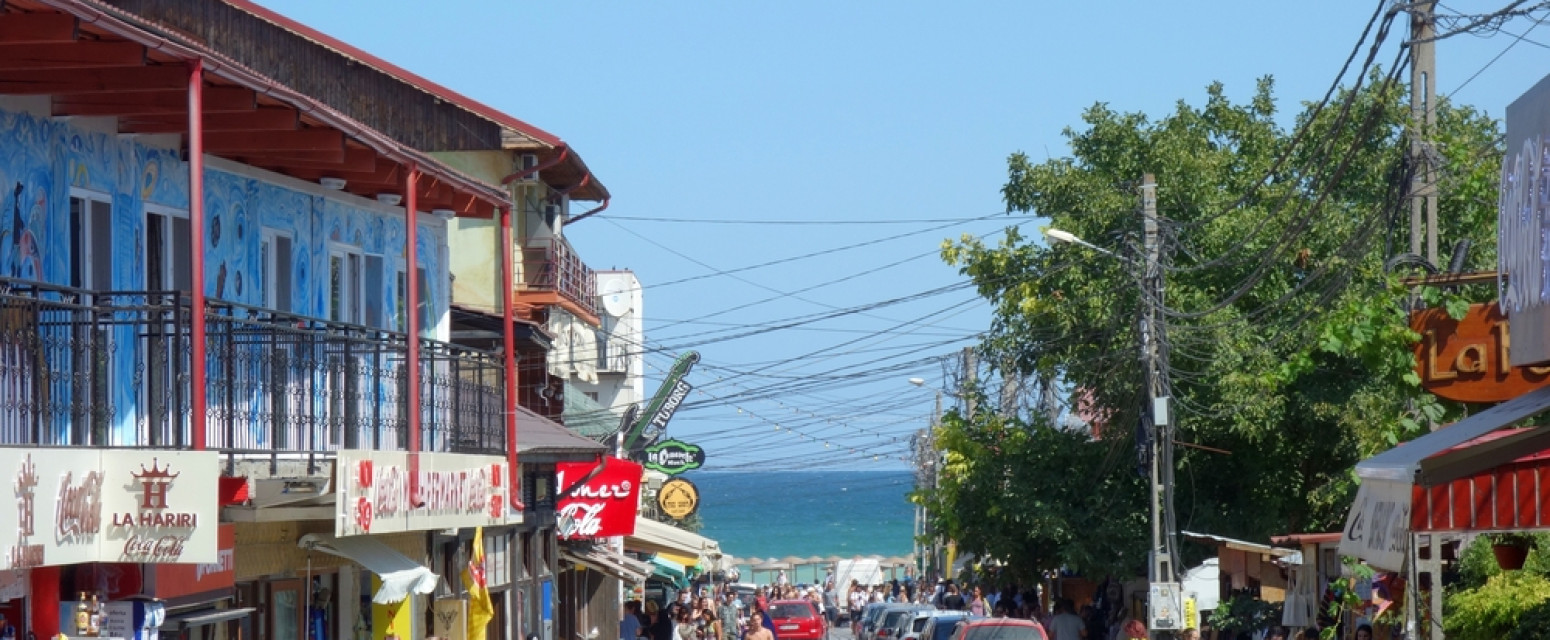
[560,546,651,584]
[1356,384,1550,484]
[625,517,721,566]
[165,608,256,630]
[1180,531,1298,558]
[299,534,438,604]
[650,556,687,587]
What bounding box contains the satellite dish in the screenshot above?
[600,279,631,317]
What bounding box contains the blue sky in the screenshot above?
[256,0,1550,471]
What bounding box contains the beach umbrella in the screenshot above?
[754,560,792,571]
[805,555,825,565]
[780,555,804,566]
[823,555,844,563]
[883,555,909,567]
[746,557,765,565]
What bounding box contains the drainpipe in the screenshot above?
[568,197,610,224]
[188,59,207,451]
[501,205,524,512]
[405,166,423,506]
[501,144,569,185]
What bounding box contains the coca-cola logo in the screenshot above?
[557,503,606,538]
[555,470,633,501]
[122,534,187,562]
[55,471,103,542]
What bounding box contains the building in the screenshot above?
[0,2,615,640]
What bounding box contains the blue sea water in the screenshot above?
[685,469,917,584]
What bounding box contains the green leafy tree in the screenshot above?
[927,72,1502,569]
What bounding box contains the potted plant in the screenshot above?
[1491,532,1534,570]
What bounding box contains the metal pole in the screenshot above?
[188,59,206,451]
[1410,1,1438,264]
[405,166,422,506]
[1141,174,1177,639]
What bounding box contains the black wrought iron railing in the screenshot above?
[0,278,505,458]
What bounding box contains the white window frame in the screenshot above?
[67,188,112,290]
[142,203,189,293]
[260,227,294,313]
[327,242,364,325]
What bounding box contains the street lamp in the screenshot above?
[908,377,943,584]
[1044,174,1182,638]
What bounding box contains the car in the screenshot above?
[857,602,891,640]
[899,610,952,640]
[950,618,1047,640]
[768,599,827,640]
[875,606,933,640]
[920,612,977,640]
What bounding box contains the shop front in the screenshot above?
[0,449,221,640]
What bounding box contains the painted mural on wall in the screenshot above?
[0,103,449,447]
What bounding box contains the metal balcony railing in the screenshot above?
[0,278,505,461]
[519,237,597,317]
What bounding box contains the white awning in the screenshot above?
[299,533,439,604]
[625,517,722,566]
[561,546,651,584]
[1356,384,1550,483]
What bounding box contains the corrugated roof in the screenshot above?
[517,405,606,456]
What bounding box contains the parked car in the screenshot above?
[950,618,1047,640]
[768,599,827,640]
[858,602,892,640]
[920,612,977,640]
[900,610,954,640]
[875,605,933,640]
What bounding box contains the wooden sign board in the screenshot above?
[1412,302,1550,403]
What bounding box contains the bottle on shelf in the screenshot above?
[87,593,101,637]
[74,594,89,636]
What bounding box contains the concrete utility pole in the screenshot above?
[1141,174,1180,639]
[1410,1,1439,265]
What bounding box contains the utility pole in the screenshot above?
[1410,1,1439,265]
[1141,174,1180,639]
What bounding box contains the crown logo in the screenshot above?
[132,458,179,481]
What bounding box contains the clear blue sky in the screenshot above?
[256,0,1550,471]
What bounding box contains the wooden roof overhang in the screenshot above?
[6,0,510,217]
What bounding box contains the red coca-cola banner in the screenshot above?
[556,457,642,539]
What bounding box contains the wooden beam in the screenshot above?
[1400,270,1499,288]
[0,65,186,94]
[229,148,346,165]
[238,147,377,172]
[204,129,343,153]
[0,41,144,71]
[0,13,76,44]
[120,107,298,134]
[53,87,256,117]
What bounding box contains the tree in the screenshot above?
[925,72,1502,570]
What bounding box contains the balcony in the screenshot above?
[518,237,598,323]
[0,278,505,465]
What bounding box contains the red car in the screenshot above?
[768,599,827,640]
[949,619,1047,640]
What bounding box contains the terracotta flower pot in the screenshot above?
[1493,543,1530,570]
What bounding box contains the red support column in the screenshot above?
[500,205,521,511]
[405,167,422,505]
[188,60,207,451]
[29,566,60,638]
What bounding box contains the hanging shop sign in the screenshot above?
[643,439,705,476]
[556,457,643,539]
[623,351,700,452]
[1499,73,1550,366]
[336,451,511,537]
[1337,478,1411,573]
[0,449,218,569]
[1412,302,1550,403]
[656,478,700,520]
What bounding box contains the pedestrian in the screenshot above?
[1265,627,1288,640]
[1047,599,1083,640]
[700,607,722,640]
[777,569,788,587]
[622,601,644,640]
[1179,628,1198,640]
[1296,629,1318,640]
[1118,620,1146,640]
[676,609,698,640]
[942,583,965,611]
[719,592,741,640]
[968,586,987,617]
[743,608,773,640]
[848,582,866,635]
[1354,624,1373,640]
[647,601,675,640]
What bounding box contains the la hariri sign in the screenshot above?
[0,449,219,569]
[336,450,513,537]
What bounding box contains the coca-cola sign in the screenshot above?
[556,457,643,539]
[0,450,218,568]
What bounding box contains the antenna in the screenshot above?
[600,279,631,317]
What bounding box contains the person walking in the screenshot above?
[1047,599,1083,640]
[1117,620,1146,640]
[622,601,644,640]
[968,586,987,617]
[744,609,773,640]
[719,592,741,640]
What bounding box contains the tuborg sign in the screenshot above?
[1499,73,1550,366]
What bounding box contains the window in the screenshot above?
[395,266,432,336]
[69,191,112,290]
[259,229,293,313]
[328,244,363,324]
[144,205,190,292]
[363,255,385,329]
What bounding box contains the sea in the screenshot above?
[685,469,917,585]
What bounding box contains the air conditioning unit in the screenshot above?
[517,154,541,184]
